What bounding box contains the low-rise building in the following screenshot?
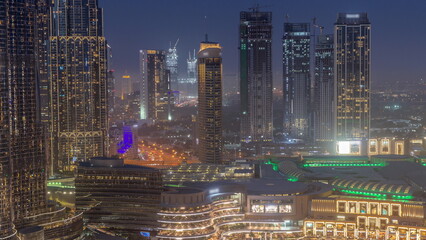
[75,157,165,237]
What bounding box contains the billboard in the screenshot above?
[336,141,362,155]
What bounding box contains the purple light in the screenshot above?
[117,126,133,154]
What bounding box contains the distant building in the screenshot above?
[107,44,116,116]
[76,157,164,237]
[140,50,174,121]
[166,40,179,91]
[120,75,133,99]
[334,13,371,141]
[48,0,108,173]
[314,34,334,143]
[239,10,273,143]
[178,50,198,97]
[197,39,223,164]
[283,22,311,140]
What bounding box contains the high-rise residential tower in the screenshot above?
[0,0,48,237]
[314,34,334,143]
[140,50,173,121]
[283,23,311,140]
[239,10,273,143]
[48,0,108,174]
[334,13,371,140]
[197,39,223,164]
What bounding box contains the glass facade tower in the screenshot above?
[48,0,108,174]
[314,34,334,142]
[283,23,311,140]
[239,10,273,143]
[334,13,371,140]
[0,0,49,238]
[140,50,173,121]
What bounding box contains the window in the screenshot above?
[338,202,346,212]
[391,205,400,217]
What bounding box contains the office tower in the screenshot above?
[107,44,116,117]
[283,23,311,140]
[197,39,223,164]
[166,39,179,91]
[48,0,108,174]
[314,34,334,143]
[120,75,133,99]
[334,13,371,140]
[239,10,273,143]
[140,50,173,121]
[176,50,197,98]
[139,50,149,120]
[76,157,164,237]
[0,0,48,236]
[187,50,197,84]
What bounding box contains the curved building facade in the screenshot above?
[197,40,223,164]
[157,179,332,239]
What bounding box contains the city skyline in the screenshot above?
[101,0,426,90]
[1,1,426,239]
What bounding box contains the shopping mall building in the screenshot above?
[155,178,426,240]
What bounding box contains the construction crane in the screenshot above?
[169,38,179,50]
[173,38,179,49]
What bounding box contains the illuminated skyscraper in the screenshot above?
[49,0,108,173]
[283,23,311,140]
[187,50,197,84]
[140,50,173,121]
[178,50,197,98]
[240,10,273,143]
[197,39,223,164]
[314,34,334,143]
[120,75,133,99]
[334,13,371,140]
[166,39,179,91]
[0,0,48,237]
[107,44,116,116]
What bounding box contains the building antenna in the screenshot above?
[285,14,290,23]
[312,17,324,35]
[204,15,208,42]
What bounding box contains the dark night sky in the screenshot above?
[101,0,426,91]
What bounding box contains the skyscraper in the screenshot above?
[283,23,311,140]
[107,44,116,117]
[334,13,371,140]
[48,0,108,173]
[140,50,173,121]
[120,75,133,99]
[187,50,197,84]
[185,50,198,97]
[314,34,334,143]
[0,0,48,236]
[166,39,179,91]
[240,10,273,143]
[197,39,223,164]
[177,50,197,98]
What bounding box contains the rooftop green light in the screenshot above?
[303,163,386,168]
